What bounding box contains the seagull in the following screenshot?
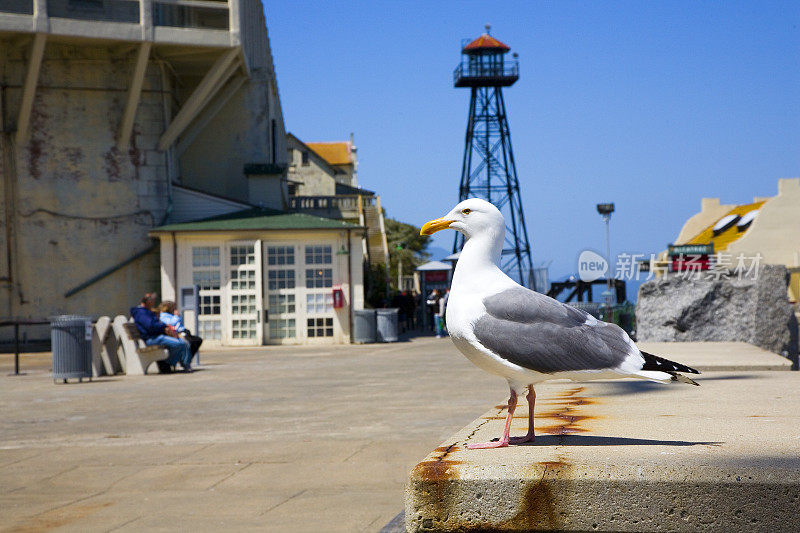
[420,198,699,449]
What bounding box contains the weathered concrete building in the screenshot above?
[0,1,289,342]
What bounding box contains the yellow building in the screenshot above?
[658,178,800,303]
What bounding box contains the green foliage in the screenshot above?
[364,262,389,308]
[384,217,431,289]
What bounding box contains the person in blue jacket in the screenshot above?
[130,292,193,373]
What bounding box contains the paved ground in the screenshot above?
[1,336,500,533]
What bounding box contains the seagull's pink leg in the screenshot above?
[467,389,517,449]
[509,385,536,444]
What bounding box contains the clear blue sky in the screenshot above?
[266,1,800,290]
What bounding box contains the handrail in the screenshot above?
[453,62,519,81]
[1,319,50,376]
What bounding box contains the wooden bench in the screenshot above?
[111,315,169,375]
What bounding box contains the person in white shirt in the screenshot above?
[159,301,203,359]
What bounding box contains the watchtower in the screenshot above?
[453,26,535,288]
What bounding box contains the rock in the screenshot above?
[636,264,795,356]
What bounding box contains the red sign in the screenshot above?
[424,271,449,282]
[670,254,711,272]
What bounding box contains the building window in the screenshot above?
[199,294,221,315]
[232,319,257,339]
[306,293,333,314]
[198,319,221,340]
[305,268,332,288]
[68,0,103,9]
[193,270,220,290]
[301,150,309,166]
[268,270,295,290]
[269,318,296,339]
[192,246,220,267]
[268,294,295,314]
[307,317,334,338]
[267,246,295,266]
[230,269,256,290]
[230,245,255,266]
[231,294,256,315]
[305,245,332,265]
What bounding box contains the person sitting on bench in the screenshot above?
[158,300,203,359]
[130,293,193,373]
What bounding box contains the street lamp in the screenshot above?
[596,203,615,305]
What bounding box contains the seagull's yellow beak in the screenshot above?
[420,218,453,235]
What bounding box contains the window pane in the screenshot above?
[305,269,332,288]
[305,245,333,265]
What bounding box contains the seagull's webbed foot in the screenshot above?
[508,433,534,445]
[467,438,509,449]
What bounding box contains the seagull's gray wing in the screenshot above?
[473,287,636,373]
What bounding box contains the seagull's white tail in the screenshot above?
[634,370,699,386]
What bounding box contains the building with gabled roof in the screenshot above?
[286,133,389,270]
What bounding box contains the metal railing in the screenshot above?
[154,0,229,30]
[453,61,519,83]
[47,0,139,23]
[1,0,231,31]
[290,195,356,211]
[1,0,33,15]
[1,319,51,376]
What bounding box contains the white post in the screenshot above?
[140,0,154,41]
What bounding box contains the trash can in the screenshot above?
[51,315,93,383]
[353,309,377,343]
[376,308,399,343]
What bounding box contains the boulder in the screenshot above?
[636,264,796,357]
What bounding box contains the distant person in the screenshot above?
[440,288,450,332]
[426,289,441,333]
[159,300,203,360]
[130,293,193,373]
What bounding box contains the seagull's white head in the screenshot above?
[420,198,505,243]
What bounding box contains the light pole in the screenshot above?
[596,203,615,306]
[396,242,407,292]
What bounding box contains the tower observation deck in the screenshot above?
[453,27,535,289]
[453,33,519,88]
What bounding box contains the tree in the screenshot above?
[385,217,431,291]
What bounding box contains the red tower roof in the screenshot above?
[463,33,511,53]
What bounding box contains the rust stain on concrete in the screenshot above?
[8,500,113,532]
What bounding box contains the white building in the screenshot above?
[150,208,365,346]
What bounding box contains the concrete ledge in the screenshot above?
[406,372,800,531]
[637,341,792,371]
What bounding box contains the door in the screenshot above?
[226,240,263,345]
[263,243,299,344]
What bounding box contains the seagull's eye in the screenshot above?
[461,208,471,215]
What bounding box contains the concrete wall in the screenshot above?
[1,42,168,327]
[0,2,289,341]
[287,138,337,196]
[181,0,288,205]
[179,72,287,204]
